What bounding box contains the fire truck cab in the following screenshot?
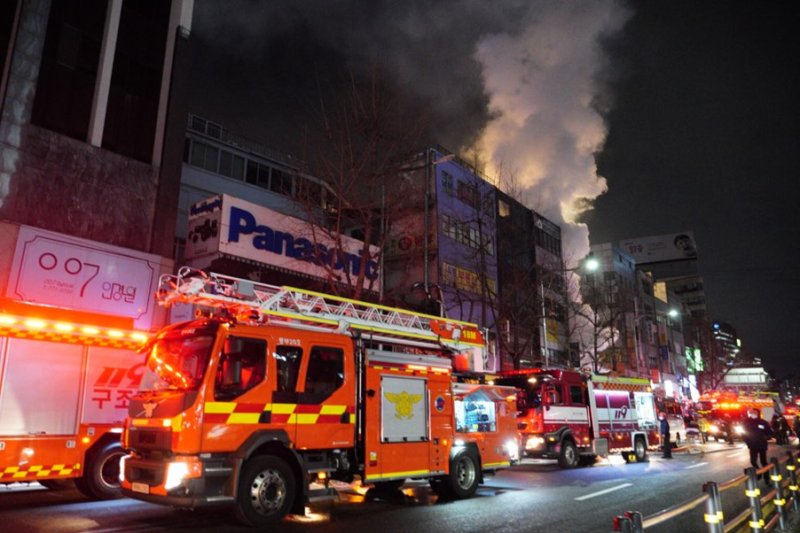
[495,368,659,467]
[119,268,518,525]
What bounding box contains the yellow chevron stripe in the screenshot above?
[296,414,319,424]
[320,405,346,415]
[205,402,237,414]
[272,403,297,414]
[227,412,260,424]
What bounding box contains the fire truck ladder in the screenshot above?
[157,267,486,351]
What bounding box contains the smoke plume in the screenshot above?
[190,0,630,261]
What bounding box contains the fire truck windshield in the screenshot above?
[141,334,215,391]
[494,377,542,413]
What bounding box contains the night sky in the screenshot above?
[188,1,800,376]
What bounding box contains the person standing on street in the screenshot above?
[793,415,800,448]
[743,408,773,483]
[660,412,672,459]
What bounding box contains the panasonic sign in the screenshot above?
[186,194,380,287]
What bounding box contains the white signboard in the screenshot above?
[381,376,428,443]
[185,194,380,289]
[620,231,698,264]
[7,226,164,329]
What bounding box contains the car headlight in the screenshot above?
[525,436,545,450]
[709,424,719,433]
[735,425,745,435]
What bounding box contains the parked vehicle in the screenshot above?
[120,268,518,525]
[656,398,687,444]
[494,369,659,467]
[0,299,147,498]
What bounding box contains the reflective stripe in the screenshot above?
[704,514,720,524]
[771,474,782,481]
[745,488,761,497]
[367,469,430,481]
[0,463,80,480]
[205,402,236,414]
[775,498,786,506]
[227,412,260,424]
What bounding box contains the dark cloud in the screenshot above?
[589,1,800,375]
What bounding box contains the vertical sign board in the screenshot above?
[6,226,166,330]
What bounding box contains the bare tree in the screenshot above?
[294,70,428,300]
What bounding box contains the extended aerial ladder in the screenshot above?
[157,266,488,359]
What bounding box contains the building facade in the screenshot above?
[0,0,193,330]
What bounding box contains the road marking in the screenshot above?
[685,462,708,469]
[574,483,633,501]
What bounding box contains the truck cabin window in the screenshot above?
[302,346,344,402]
[215,336,267,400]
[275,346,302,392]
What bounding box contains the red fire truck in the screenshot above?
[0,299,148,498]
[494,368,659,467]
[120,268,518,525]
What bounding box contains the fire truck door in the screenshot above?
[203,335,272,452]
[377,375,430,479]
[292,344,355,450]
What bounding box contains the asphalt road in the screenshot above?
[2,442,799,533]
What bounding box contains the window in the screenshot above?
[203,145,219,172]
[31,0,107,141]
[231,155,245,180]
[257,163,270,188]
[441,171,454,196]
[271,168,293,196]
[457,181,479,208]
[275,346,302,392]
[569,385,584,405]
[190,141,206,168]
[215,336,267,401]
[303,346,344,400]
[498,199,510,218]
[219,150,232,177]
[246,160,259,185]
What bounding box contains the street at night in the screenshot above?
[3,442,800,533]
[1,1,799,532]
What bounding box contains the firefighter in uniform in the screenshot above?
[743,408,773,483]
[660,412,672,459]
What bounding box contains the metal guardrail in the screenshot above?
[613,450,800,532]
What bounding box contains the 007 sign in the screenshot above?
[38,252,100,297]
[11,232,156,319]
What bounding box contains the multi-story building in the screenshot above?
[712,321,741,364]
[494,191,567,370]
[581,243,689,398]
[0,0,193,330]
[384,147,499,371]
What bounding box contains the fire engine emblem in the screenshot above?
[142,401,158,418]
[434,395,446,412]
[384,391,423,420]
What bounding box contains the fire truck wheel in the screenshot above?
[235,456,296,526]
[634,437,648,462]
[558,440,579,469]
[74,441,124,500]
[444,450,479,499]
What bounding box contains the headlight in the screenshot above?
[119,454,129,483]
[504,439,520,460]
[164,458,202,490]
[709,424,719,433]
[735,425,745,435]
[525,436,545,450]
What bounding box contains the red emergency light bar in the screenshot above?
[0,300,149,349]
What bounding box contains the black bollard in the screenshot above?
[770,458,787,531]
[744,467,765,531]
